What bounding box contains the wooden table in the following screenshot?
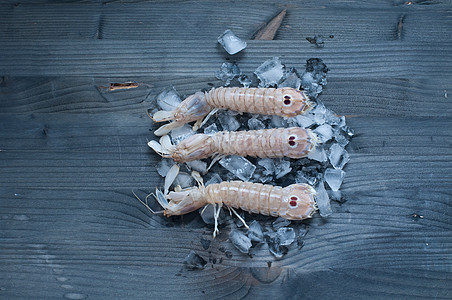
[1,1,451,299]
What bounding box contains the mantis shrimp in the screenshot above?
[148,127,318,163]
[152,87,312,135]
[136,172,317,237]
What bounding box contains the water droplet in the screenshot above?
[64,293,87,300]
[13,215,29,221]
[61,284,73,290]
[53,268,64,275]
[57,277,68,282]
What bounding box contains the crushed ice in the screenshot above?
[150,56,354,259]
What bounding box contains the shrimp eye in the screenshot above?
[283,95,292,106]
[289,196,298,208]
[288,135,297,147]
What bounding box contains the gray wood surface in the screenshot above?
[1,1,451,299]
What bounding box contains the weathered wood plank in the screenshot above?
[0,114,450,191]
[1,40,451,78]
[0,1,450,298]
[0,1,450,42]
[0,77,450,117]
[247,268,452,299]
[0,188,451,299]
[0,184,450,268]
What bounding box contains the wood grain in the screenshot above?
[1,40,451,78]
[1,76,450,116]
[1,0,451,298]
[0,1,450,42]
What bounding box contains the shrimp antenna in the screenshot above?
[132,190,164,214]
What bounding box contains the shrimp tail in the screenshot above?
[154,121,185,136]
[152,110,174,122]
[147,135,174,157]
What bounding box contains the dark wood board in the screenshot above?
[0,0,451,299]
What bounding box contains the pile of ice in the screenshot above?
[152,57,353,258]
[227,218,309,258]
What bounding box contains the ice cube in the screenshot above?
[257,158,275,176]
[315,181,333,217]
[204,172,222,186]
[333,128,350,147]
[217,29,247,55]
[233,210,247,228]
[200,238,211,250]
[307,146,327,162]
[314,124,333,143]
[254,57,285,87]
[170,124,195,145]
[297,225,309,248]
[324,168,345,191]
[306,35,324,48]
[312,103,327,125]
[301,72,323,98]
[337,116,346,128]
[156,87,181,111]
[295,172,308,184]
[215,62,241,85]
[274,159,292,179]
[327,190,343,202]
[219,155,256,181]
[218,111,240,131]
[238,74,252,87]
[252,169,272,183]
[247,220,264,242]
[199,204,225,224]
[298,164,323,186]
[324,109,341,125]
[266,234,289,258]
[271,115,288,128]
[294,115,315,128]
[229,230,252,254]
[306,58,329,86]
[342,125,355,137]
[203,123,218,135]
[248,117,266,130]
[272,217,291,230]
[186,160,208,174]
[184,250,207,270]
[279,68,301,89]
[173,172,194,189]
[276,227,296,246]
[156,158,175,177]
[328,143,350,169]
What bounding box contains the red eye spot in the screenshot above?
[284,99,291,105]
[289,200,297,207]
[289,136,295,141]
[284,96,291,100]
[290,196,298,201]
[289,140,296,146]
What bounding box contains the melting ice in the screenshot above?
[229,230,252,253]
[219,155,256,181]
[156,87,181,111]
[254,57,285,87]
[217,29,247,55]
